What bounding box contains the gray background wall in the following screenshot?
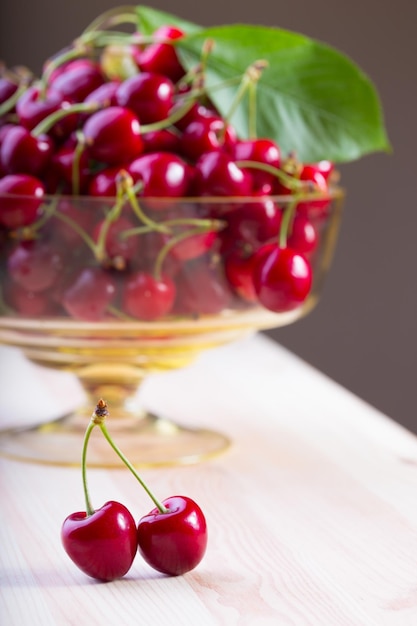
[1,0,416,432]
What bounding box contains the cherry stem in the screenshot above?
[153,219,224,280]
[121,173,170,234]
[222,60,268,133]
[31,102,100,137]
[80,6,139,34]
[0,83,28,117]
[81,419,97,517]
[40,46,88,95]
[92,399,169,514]
[279,197,300,248]
[235,159,307,192]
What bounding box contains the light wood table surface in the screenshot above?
[1,334,417,625]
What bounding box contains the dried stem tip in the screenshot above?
[92,398,109,424]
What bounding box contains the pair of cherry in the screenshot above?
[61,400,207,581]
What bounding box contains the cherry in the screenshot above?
[61,400,137,581]
[83,80,120,108]
[297,165,331,215]
[138,25,185,82]
[48,59,105,103]
[220,196,282,252]
[174,102,219,132]
[253,244,312,312]
[62,501,138,582]
[50,142,91,194]
[174,258,232,315]
[88,165,128,197]
[0,173,44,229]
[287,213,318,254]
[122,271,176,320]
[192,151,253,198]
[7,240,63,292]
[0,125,54,176]
[232,138,281,193]
[181,116,237,161]
[0,77,18,105]
[16,85,62,130]
[82,106,144,165]
[137,495,207,576]
[224,250,258,303]
[116,72,175,124]
[166,228,218,261]
[62,267,116,320]
[3,280,52,316]
[141,128,181,154]
[128,152,192,199]
[50,198,96,247]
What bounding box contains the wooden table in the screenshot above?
[1,334,417,625]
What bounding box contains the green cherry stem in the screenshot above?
[279,197,301,248]
[81,418,97,517]
[31,102,101,137]
[92,399,169,514]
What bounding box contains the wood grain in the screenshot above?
[1,335,417,625]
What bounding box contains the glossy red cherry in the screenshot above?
[253,244,312,312]
[0,77,18,105]
[287,214,318,254]
[141,128,181,154]
[82,106,143,165]
[16,85,62,130]
[48,59,105,102]
[62,501,137,581]
[224,251,258,302]
[232,138,281,193]
[123,271,175,320]
[0,125,54,176]
[181,116,237,161]
[192,151,253,197]
[137,495,207,576]
[221,196,282,252]
[116,72,175,124]
[138,25,185,82]
[128,152,192,198]
[0,173,44,229]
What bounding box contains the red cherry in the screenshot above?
[181,116,237,161]
[50,143,91,194]
[232,138,281,193]
[141,128,181,154]
[16,85,62,130]
[83,80,120,108]
[0,173,44,229]
[48,59,105,102]
[137,495,207,576]
[62,267,116,320]
[0,77,18,105]
[123,271,175,320]
[193,151,253,197]
[83,106,143,165]
[138,25,185,82]
[128,152,192,199]
[0,125,54,176]
[287,214,319,254]
[221,197,282,252]
[253,244,312,312]
[224,251,258,302]
[116,72,174,124]
[88,164,128,197]
[174,259,232,316]
[3,281,52,316]
[7,240,63,292]
[61,501,137,581]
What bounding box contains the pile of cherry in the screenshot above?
[62,399,207,581]
[0,19,336,321]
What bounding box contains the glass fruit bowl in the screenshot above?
[0,186,343,467]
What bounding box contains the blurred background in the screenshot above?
[1,0,416,433]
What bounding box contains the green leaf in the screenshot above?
[135,5,201,37]
[176,25,390,163]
